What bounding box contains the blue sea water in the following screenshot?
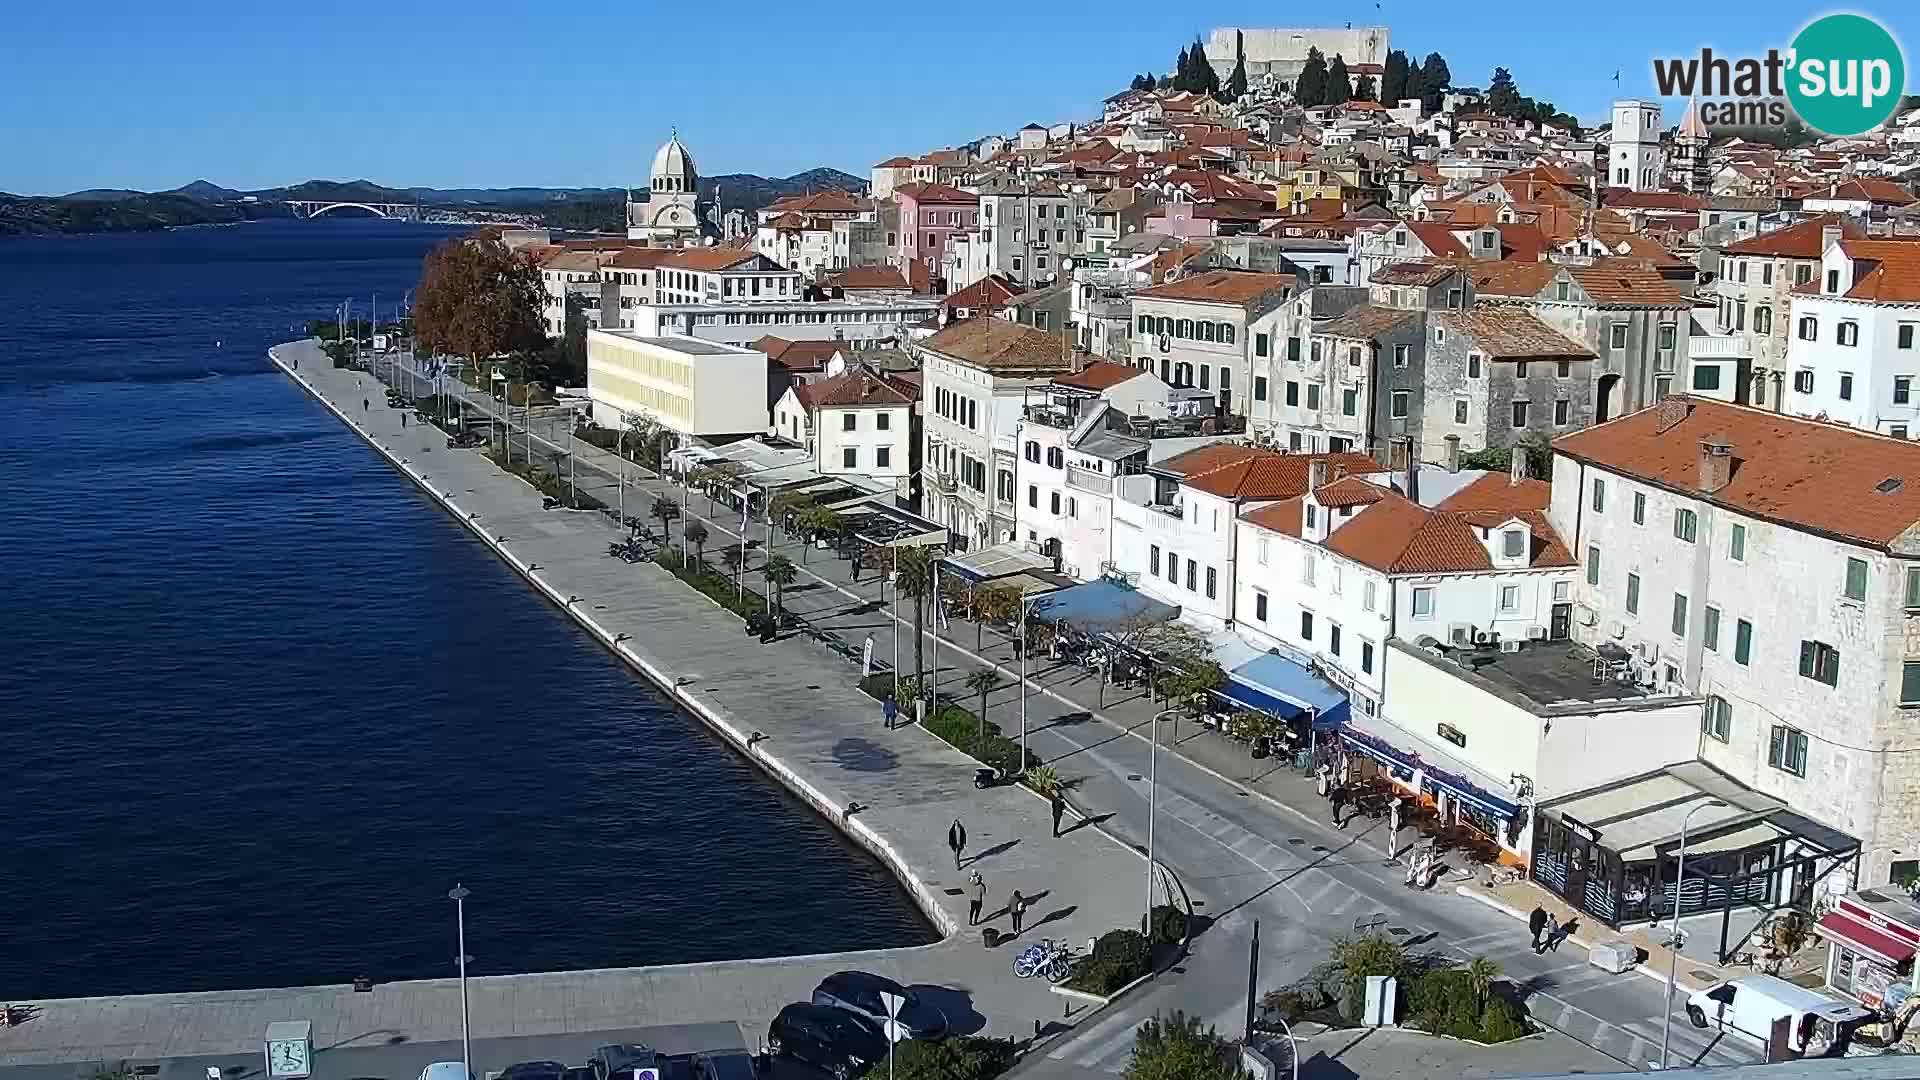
[0,219,933,1000]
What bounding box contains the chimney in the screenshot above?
[1510,450,1528,485]
[1821,222,1843,255]
[1444,435,1461,473]
[1653,396,1692,434]
[1699,439,1734,494]
[1308,458,1329,492]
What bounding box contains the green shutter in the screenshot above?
[1904,662,1920,705]
[1799,640,1815,677]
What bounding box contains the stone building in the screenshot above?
[1424,307,1595,463]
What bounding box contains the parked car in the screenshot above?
[590,1044,661,1080]
[690,1051,756,1080]
[417,1064,471,1080]
[811,971,947,1042]
[767,1002,886,1079]
[501,1062,566,1080]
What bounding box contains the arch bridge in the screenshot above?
[286,200,421,221]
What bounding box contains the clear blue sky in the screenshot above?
[2,1,1912,195]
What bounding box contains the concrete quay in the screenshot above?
[0,340,1144,1072]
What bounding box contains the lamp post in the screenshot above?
[1145,707,1181,929]
[1019,593,1030,769]
[1660,798,1728,1070]
[448,883,472,1079]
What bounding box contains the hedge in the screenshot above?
[1066,928,1153,995]
[857,674,1038,776]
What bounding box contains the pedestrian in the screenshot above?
[1403,844,1420,888]
[1050,790,1066,837]
[1536,915,1558,954]
[1546,917,1572,953]
[362,397,369,412]
[1329,785,1346,828]
[948,818,967,871]
[966,870,986,926]
[1386,797,1403,859]
[401,412,408,428]
[1528,906,1549,951]
[883,696,898,730]
[1009,888,1026,934]
[1315,761,1332,800]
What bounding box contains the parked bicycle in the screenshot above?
[1011,938,1075,982]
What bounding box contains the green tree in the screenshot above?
[1326,54,1352,105]
[1163,660,1227,717]
[1419,52,1453,113]
[891,546,938,690]
[887,1036,1017,1080]
[1381,49,1411,105]
[651,495,680,540]
[1191,35,1220,96]
[762,554,797,619]
[1353,74,1377,102]
[1486,66,1521,117]
[1126,1012,1248,1080]
[1224,31,1249,102]
[974,583,1022,651]
[964,667,1005,743]
[1333,934,1408,981]
[1173,45,1192,91]
[412,233,545,387]
[1403,64,1427,113]
[722,546,745,598]
[794,504,842,563]
[1466,956,1501,1010]
[1295,48,1328,107]
[684,519,709,564]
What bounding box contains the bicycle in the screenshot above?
[1012,939,1076,982]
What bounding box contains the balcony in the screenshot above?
[1689,334,1750,359]
[1023,402,1079,429]
[1087,298,1132,322]
[1066,465,1113,495]
[933,472,958,494]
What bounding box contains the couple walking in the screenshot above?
[965,870,1026,933]
[1528,906,1574,953]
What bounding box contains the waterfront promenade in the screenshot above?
[0,341,1145,1070]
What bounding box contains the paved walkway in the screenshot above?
[371,352,1768,1074]
[0,343,1144,1069]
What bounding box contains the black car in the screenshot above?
[590,1044,661,1080]
[768,1002,886,1079]
[811,971,947,1042]
[690,1053,756,1080]
[501,1063,566,1080]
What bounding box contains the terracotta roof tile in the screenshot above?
[1435,472,1553,514]
[895,182,976,205]
[1313,476,1389,508]
[1468,260,1559,298]
[1434,308,1593,360]
[1320,493,1574,574]
[1372,261,1463,287]
[1723,213,1862,258]
[1319,304,1420,341]
[1553,396,1920,547]
[753,336,840,371]
[1054,360,1144,392]
[940,274,1020,312]
[805,369,915,409]
[1135,269,1295,306]
[1565,263,1691,308]
[1184,451,1381,501]
[922,318,1078,374]
[1837,238,1920,303]
[661,248,764,272]
[1156,442,1265,478]
[828,266,910,290]
[1408,221,1469,258]
[1242,496,1305,537]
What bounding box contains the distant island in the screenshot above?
[0,169,865,237]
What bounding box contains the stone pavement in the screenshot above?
[380,353,1768,1073]
[0,342,1144,1069]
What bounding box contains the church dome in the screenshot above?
[651,133,698,194]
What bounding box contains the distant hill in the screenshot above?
[2,167,868,237]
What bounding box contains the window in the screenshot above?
[1049,491,1061,515]
[1307,385,1321,410]
[1898,376,1913,404]
[1362,641,1375,674]
[1394,344,1410,368]
[1674,508,1698,543]
[1342,388,1358,416]
[1796,263,1813,285]
[1517,361,1529,378]
[1467,353,1482,378]
[1729,523,1746,561]
[1828,268,1841,294]
[1694,366,1722,391]
[1256,332,1271,357]
[997,469,1014,502]
[1256,537,1270,566]
[1736,260,1748,282]
[1609,323,1628,349]
[876,446,892,467]
[1735,618,1753,665]
[1768,725,1809,777]
[1897,426,1911,440]
[1902,325,1916,350]
[1185,560,1196,592]
[876,412,890,431]
[1797,316,1818,341]
[1556,279,1571,301]
[1285,381,1299,406]
[1904,662,1920,706]
[1150,545,1161,575]
[1754,307,1772,335]
[1204,566,1218,599]
[1027,484,1038,508]
[1046,447,1063,469]
[1703,696,1731,742]
[1329,623,1342,656]
[1500,584,1520,610]
[1839,321,1860,346]
[1363,580,1377,611]
[1454,399,1468,424]
[1301,611,1314,640]
[1024,440,1039,463]
[842,447,858,468]
[1166,553,1178,583]
[1305,503,1318,530]
[1844,556,1868,602]
[1906,566,1920,609]
[1592,479,1606,512]
[1587,545,1601,586]
[1390,390,1410,419]
[1632,491,1647,525]
[1626,572,1641,614]
[1512,401,1529,428]
[1798,640,1840,686]
[1841,373,1855,400]
[1254,376,1268,402]
[1762,262,1773,285]
[842,412,858,431]
[1671,592,1689,637]
[1411,586,1435,617]
[1554,399,1570,426]
[1704,605,1721,651]
[1557,360,1571,378]
[1502,529,1525,558]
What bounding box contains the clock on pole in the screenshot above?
[264,1020,313,1079]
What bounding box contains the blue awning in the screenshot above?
[1224,652,1349,728]
[1028,579,1179,631]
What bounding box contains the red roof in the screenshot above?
[1183,451,1381,501]
[1053,360,1144,392]
[941,274,1020,313]
[1723,214,1861,259]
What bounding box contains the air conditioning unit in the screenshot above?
[1607,620,1627,639]
[1473,629,1495,646]
[1575,603,1597,627]
[1527,624,1548,640]
[1500,638,1524,654]
[1448,623,1475,646]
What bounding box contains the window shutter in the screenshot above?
[1768,725,1785,767]
[1799,640,1816,678]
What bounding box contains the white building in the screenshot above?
[773,367,916,480]
[627,298,940,349]
[654,249,804,305]
[919,318,1078,548]
[627,133,706,246]
[1607,100,1664,192]
[537,250,610,336]
[585,330,769,439]
[1551,396,1920,888]
[1131,269,1303,419]
[1782,236,1920,437]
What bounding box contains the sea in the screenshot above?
[0,218,934,1000]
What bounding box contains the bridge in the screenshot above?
[285,200,421,221]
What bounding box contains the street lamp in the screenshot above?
[1145,707,1181,928]
[448,883,472,1079]
[1660,798,1728,1070]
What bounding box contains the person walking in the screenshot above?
[1315,761,1332,800]
[1329,785,1347,828]
[1050,791,1066,837]
[1546,917,1573,953]
[1536,915,1559,954]
[401,412,408,428]
[966,871,986,926]
[1386,797,1404,860]
[883,696,898,730]
[1528,906,1550,952]
[948,818,967,871]
[362,397,370,412]
[1008,889,1026,935]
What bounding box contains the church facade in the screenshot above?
[626,132,708,246]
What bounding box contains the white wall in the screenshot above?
[817,404,912,479]
[1785,290,1920,436]
[586,330,768,437]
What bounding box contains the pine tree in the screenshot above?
[1326,54,1352,106]
[1354,75,1376,102]
[1295,47,1328,107]
[1381,50,1410,106]
[1487,66,1521,117]
[1419,52,1453,113]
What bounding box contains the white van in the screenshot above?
[418,1063,473,1080]
[1686,973,1872,1056]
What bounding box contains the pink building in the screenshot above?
[895,182,977,287]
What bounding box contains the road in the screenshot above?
[382,356,1766,1075]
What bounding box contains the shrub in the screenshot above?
[1069,928,1153,995]
[1024,763,1063,797]
[1125,1012,1248,1080]
[1332,934,1407,980]
[873,1036,1016,1080]
[1148,904,1188,946]
[1260,988,1305,1023]
[1478,997,1528,1043]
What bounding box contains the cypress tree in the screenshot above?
[1419,52,1453,113]
[1225,32,1249,103]
[1174,45,1192,92]
[1326,54,1352,106]
[1295,47,1328,107]
[1381,50,1410,106]
[1353,75,1376,102]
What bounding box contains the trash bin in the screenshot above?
[982,927,1001,948]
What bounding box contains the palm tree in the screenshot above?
[892,546,936,687]
[1466,956,1501,1010]
[684,520,709,565]
[763,554,797,620]
[722,547,745,599]
[964,668,1005,743]
[651,495,680,545]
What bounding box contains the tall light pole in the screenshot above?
[1660,799,1728,1070]
[928,558,941,709]
[448,883,472,1079]
[1145,707,1180,928]
[1019,594,1030,769]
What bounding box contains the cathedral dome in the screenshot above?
[651,133,698,194]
